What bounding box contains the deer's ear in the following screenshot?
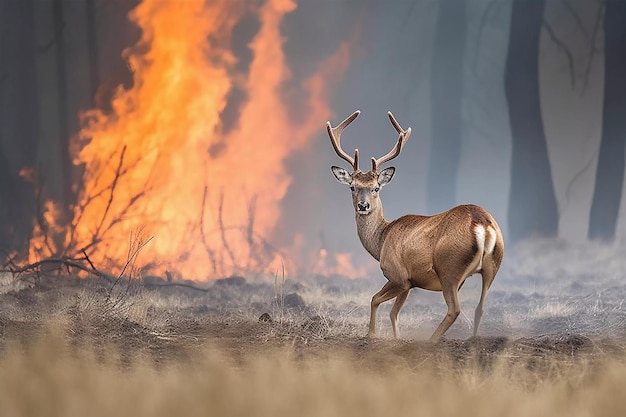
[378,167,395,186]
[331,166,352,185]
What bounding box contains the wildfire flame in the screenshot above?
[23,0,358,280]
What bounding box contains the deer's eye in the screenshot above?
[350,186,355,191]
[373,187,380,193]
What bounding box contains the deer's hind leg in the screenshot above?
[474,257,498,336]
[430,280,461,342]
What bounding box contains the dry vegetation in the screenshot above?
[1,238,626,416]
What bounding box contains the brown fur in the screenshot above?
[328,111,504,342]
[355,177,504,341]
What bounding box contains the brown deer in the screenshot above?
[327,110,504,341]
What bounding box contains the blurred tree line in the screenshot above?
[0,0,139,257]
[427,0,624,242]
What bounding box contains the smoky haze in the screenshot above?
[1,0,625,280]
[278,0,625,271]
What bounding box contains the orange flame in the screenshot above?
[312,249,372,279]
[22,0,354,280]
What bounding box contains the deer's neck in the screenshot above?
[355,206,389,262]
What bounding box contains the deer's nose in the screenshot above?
[357,201,370,212]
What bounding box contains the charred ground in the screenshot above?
[0,266,624,374]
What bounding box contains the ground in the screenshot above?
[0,268,623,369]
[1,240,626,416]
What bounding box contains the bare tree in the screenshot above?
[505,0,559,242]
[588,0,626,241]
[0,0,39,252]
[52,0,75,225]
[427,0,466,214]
[85,0,100,102]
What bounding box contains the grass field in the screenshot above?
[0,238,625,416]
[0,325,624,417]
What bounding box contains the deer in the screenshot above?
[327,110,504,342]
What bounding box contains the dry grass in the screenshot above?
[0,326,625,417]
[2,238,626,417]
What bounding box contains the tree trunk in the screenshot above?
[427,0,466,214]
[52,0,74,222]
[0,0,39,253]
[588,1,626,241]
[505,0,559,242]
[85,0,100,102]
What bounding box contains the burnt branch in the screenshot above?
[200,184,217,274]
[246,195,260,270]
[82,248,97,270]
[107,230,153,303]
[218,189,236,271]
[74,189,145,259]
[32,165,56,258]
[3,256,112,282]
[95,145,127,238]
[68,147,140,252]
[0,248,19,270]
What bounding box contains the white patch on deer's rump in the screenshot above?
[473,225,486,272]
[485,227,497,254]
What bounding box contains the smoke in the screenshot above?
[7,0,624,282]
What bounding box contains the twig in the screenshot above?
[0,247,19,270]
[582,2,604,92]
[543,19,576,89]
[561,149,598,216]
[218,189,236,271]
[246,195,259,270]
[200,184,217,274]
[107,232,153,302]
[32,164,58,257]
[560,0,590,41]
[81,249,97,270]
[95,145,126,239]
[67,157,132,248]
[274,260,286,322]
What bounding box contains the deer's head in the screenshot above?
[328,111,411,215]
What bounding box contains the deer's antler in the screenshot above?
[327,111,361,171]
[371,111,412,172]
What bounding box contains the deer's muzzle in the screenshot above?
[357,201,370,213]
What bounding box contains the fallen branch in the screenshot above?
[2,256,115,283]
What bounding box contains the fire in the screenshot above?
[22,0,355,280]
[312,249,372,279]
[28,201,68,263]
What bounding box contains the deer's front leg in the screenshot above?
[390,289,410,339]
[368,281,407,338]
[368,281,393,337]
